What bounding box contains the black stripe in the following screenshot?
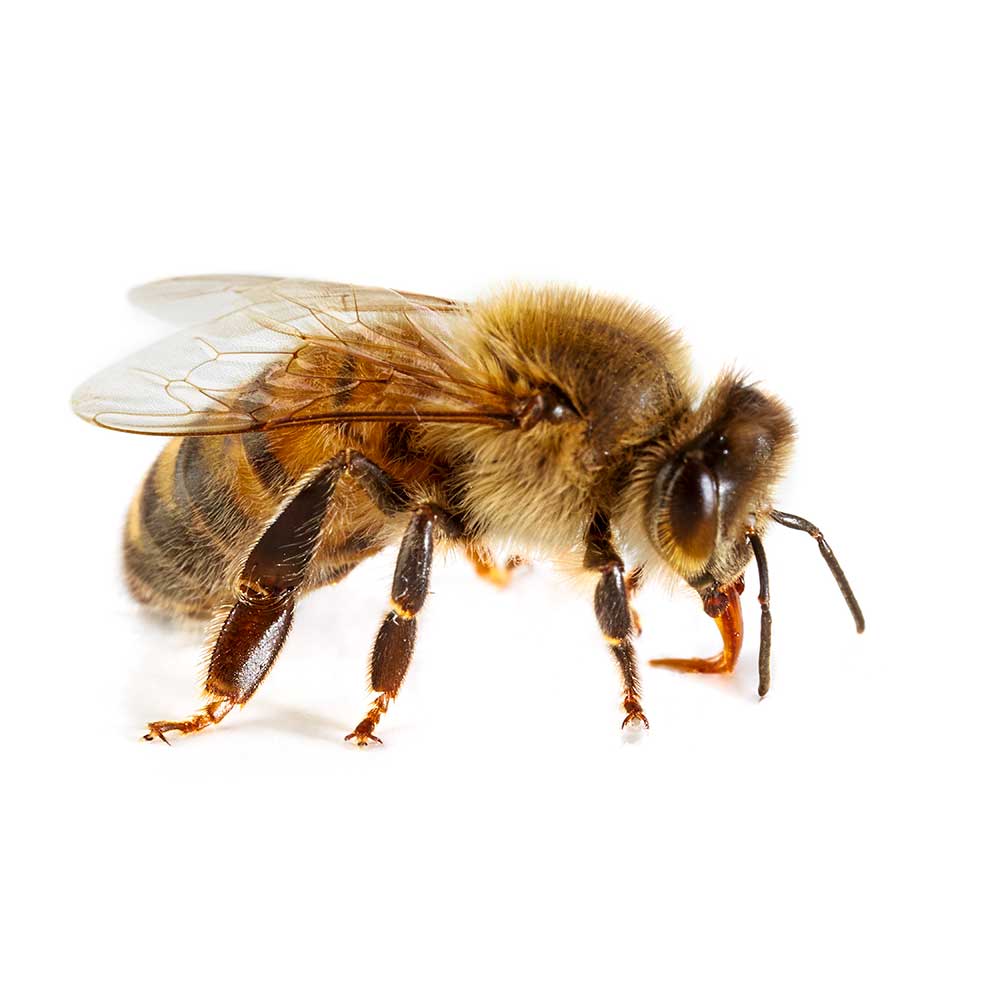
[243,432,294,494]
[138,466,215,582]
[176,437,257,543]
[382,422,415,465]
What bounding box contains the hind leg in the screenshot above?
[143,599,296,743]
[143,456,346,743]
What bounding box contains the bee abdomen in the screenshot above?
[124,436,279,616]
[122,432,389,617]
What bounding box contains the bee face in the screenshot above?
[642,377,796,593]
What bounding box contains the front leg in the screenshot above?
[586,512,648,730]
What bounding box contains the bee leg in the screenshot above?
[585,513,648,730]
[143,456,346,744]
[649,579,746,675]
[144,699,235,744]
[345,503,457,746]
[466,545,526,588]
[595,567,648,730]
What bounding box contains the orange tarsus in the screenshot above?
[345,693,390,746]
[142,699,235,744]
[621,695,650,729]
[650,579,745,675]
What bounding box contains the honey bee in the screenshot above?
[72,276,864,745]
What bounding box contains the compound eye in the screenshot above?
[661,458,719,565]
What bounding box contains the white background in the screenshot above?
[4,2,998,997]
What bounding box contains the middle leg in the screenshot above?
[345,503,458,745]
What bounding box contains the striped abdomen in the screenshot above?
[124,433,291,615]
[124,430,389,616]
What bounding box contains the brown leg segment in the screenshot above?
[345,504,453,746]
[144,455,347,743]
[585,512,648,730]
[649,579,745,675]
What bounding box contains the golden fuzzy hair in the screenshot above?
[418,286,696,559]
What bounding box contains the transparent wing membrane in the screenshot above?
[73,277,517,435]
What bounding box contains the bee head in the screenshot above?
[635,375,795,594]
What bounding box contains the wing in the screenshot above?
[72,277,522,435]
[126,274,465,324]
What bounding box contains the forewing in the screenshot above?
[127,275,463,324]
[73,278,517,435]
